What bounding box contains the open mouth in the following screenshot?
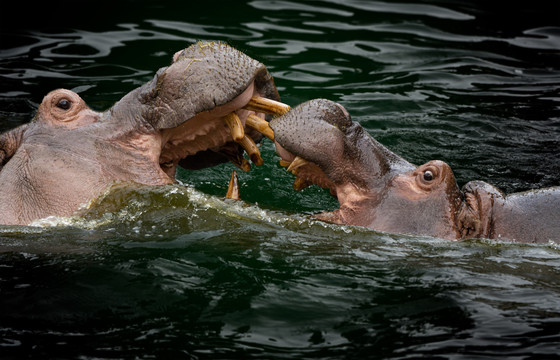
[268,98,355,197]
[143,41,292,179]
[158,85,290,177]
[274,142,337,195]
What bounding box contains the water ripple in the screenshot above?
[325,0,476,20]
[507,26,560,50]
[249,0,354,17]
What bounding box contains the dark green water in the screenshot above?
[1,1,559,358]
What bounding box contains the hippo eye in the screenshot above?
[423,170,434,181]
[56,99,71,110]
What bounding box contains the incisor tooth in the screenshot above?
[239,135,263,166]
[239,158,251,172]
[226,170,241,200]
[279,160,291,167]
[228,154,251,172]
[224,112,245,142]
[287,156,309,172]
[246,114,274,140]
[293,177,312,191]
[243,96,290,115]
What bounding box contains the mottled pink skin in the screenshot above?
[0,89,171,225]
[0,42,280,225]
[270,99,560,243]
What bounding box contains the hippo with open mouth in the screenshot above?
[269,99,560,243]
[0,41,289,225]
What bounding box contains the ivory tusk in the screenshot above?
[239,135,263,166]
[226,170,241,200]
[224,112,245,142]
[243,96,291,116]
[287,156,309,173]
[246,114,274,140]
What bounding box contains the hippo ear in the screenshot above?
[456,180,505,239]
[0,124,28,171]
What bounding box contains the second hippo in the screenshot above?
[270,99,560,243]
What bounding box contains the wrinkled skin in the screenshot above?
[270,99,560,243]
[0,41,281,225]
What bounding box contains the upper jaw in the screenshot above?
[275,143,383,208]
[275,141,338,193]
[270,98,417,206]
[158,84,290,178]
[269,99,352,193]
[127,41,291,177]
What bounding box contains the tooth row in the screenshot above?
[222,97,317,196]
[224,96,290,170]
[279,156,312,191]
[227,153,251,173]
[286,156,308,172]
[293,177,312,191]
[280,156,308,174]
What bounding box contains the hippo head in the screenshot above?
[0,41,288,225]
[270,99,467,240]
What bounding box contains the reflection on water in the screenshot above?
[1,0,560,358]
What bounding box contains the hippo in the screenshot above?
[0,41,289,225]
[269,99,560,243]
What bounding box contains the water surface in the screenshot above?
[1,1,559,358]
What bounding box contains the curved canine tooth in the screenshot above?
[246,114,274,140]
[226,170,241,200]
[243,96,290,115]
[287,156,309,172]
[239,135,263,166]
[224,112,245,142]
[293,177,312,191]
[228,154,251,172]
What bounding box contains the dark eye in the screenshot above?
[56,99,71,110]
[423,170,433,181]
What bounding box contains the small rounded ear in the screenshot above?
[0,124,28,170]
[456,180,505,239]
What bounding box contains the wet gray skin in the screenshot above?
[270,99,560,243]
[0,41,282,225]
